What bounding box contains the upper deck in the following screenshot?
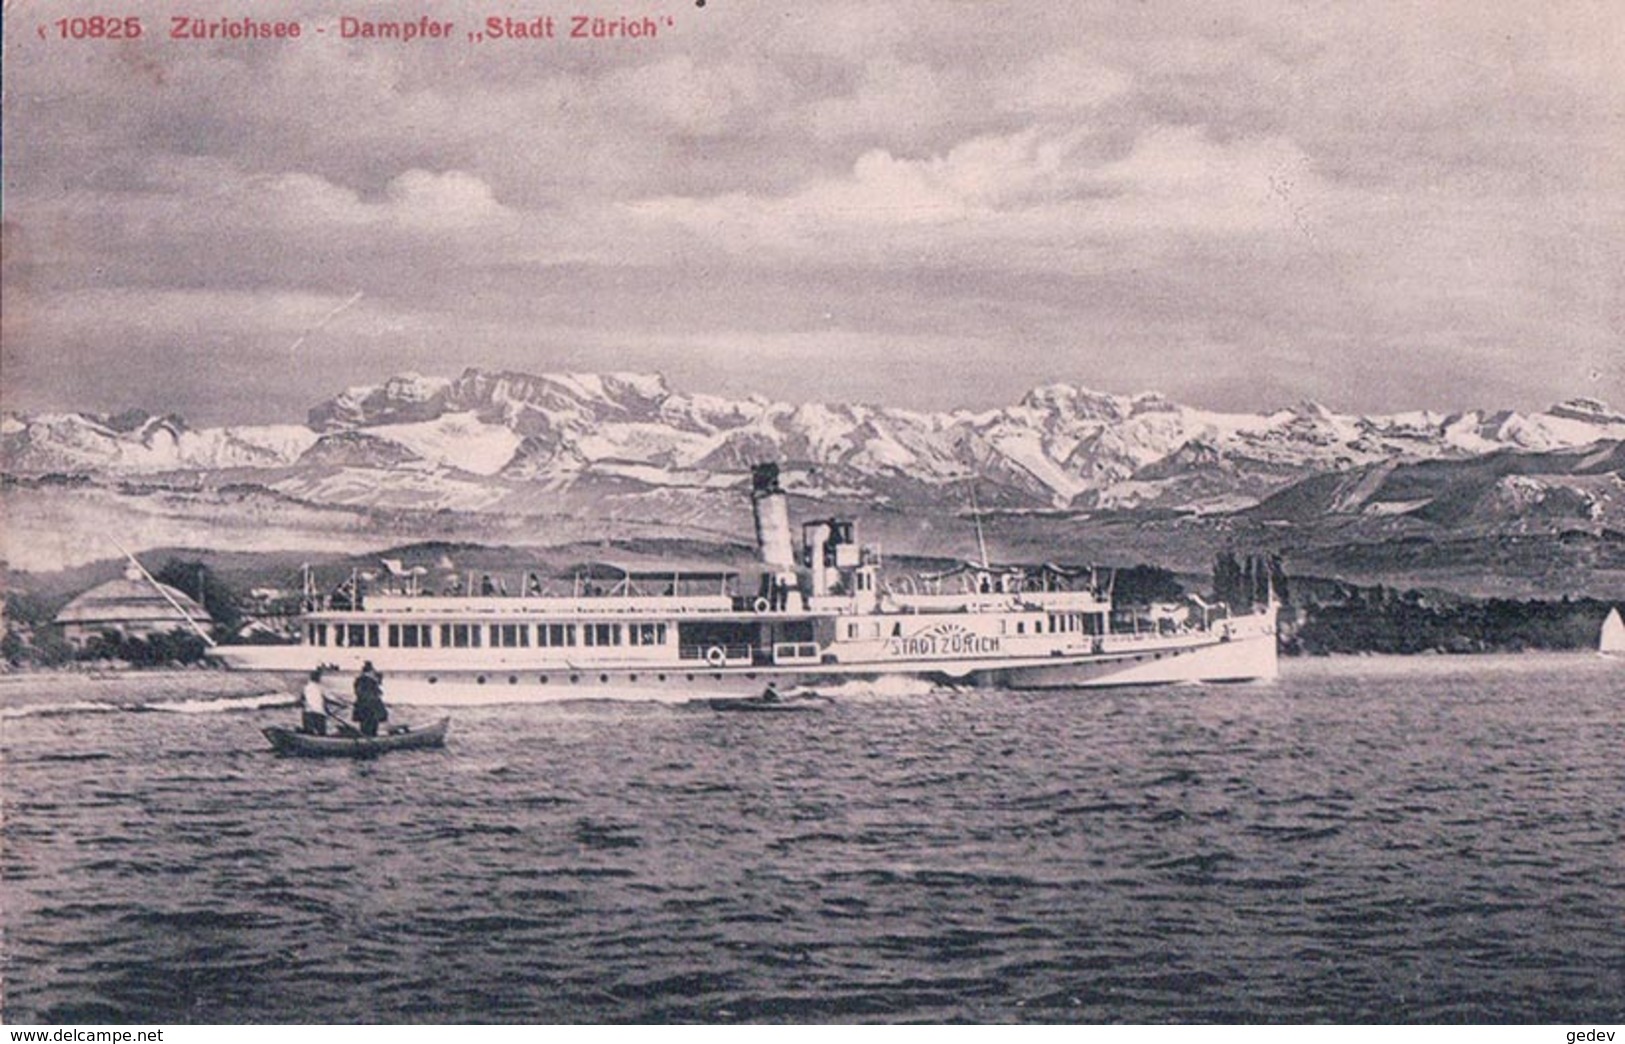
[327,560,746,618]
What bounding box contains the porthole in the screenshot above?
[508,675,518,684]
[539,675,549,684]
[477,675,487,684]
[686,674,695,682]
[657,674,667,682]
[629,674,638,682]
[570,674,580,684]
[599,674,609,683]
[428,675,438,684]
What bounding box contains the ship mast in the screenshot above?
[968,479,991,570]
[107,538,217,647]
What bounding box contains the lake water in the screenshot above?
[3,656,1622,1023]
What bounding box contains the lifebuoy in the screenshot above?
[706,646,726,666]
[753,597,771,613]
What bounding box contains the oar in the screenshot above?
[318,692,363,737]
[323,686,404,736]
[325,712,363,738]
[329,689,406,734]
[323,692,403,737]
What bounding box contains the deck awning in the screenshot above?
[566,561,741,582]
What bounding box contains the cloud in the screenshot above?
[384,170,507,229]
[626,124,1332,268]
[1093,126,1326,235]
[228,165,511,232]
[602,56,780,137]
[804,59,950,143]
[27,287,401,343]
[3,0,1623,422]
[993,48,1132,116]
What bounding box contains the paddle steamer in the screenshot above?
[217,465,1278,704]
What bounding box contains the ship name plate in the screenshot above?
[886,622,1001,658]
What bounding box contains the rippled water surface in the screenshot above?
[4,657,1623,1023]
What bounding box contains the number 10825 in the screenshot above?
[52,16,144,38]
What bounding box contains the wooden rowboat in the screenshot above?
[263,717,450,758]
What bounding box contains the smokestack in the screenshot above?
[805,521,831,597]
[751,463,795,571]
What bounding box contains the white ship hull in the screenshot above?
[1001,609,1279,689]
[216,465,1279,705]
[217,605,1278,706]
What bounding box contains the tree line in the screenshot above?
[1115,553,1612,655]
[2,552,1617,665]
[1283,586,1615,655]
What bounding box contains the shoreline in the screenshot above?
[0,651,1613,707]
[0,667,292,709]
[1279,649,1617,678]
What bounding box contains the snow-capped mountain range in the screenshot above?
[4,368,1624,515]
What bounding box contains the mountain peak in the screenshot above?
[380,372,451,401]
[309,373,453,431]
[5,370,1622,524]
[1547,398,1624,425]
[1019,382,1138,420]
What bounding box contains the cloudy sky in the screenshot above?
[3,0,1621,424]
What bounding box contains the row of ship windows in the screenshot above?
[309,621,670,649]
[1047,613,1103,634]
[838,613,1100,640]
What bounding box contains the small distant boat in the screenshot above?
[1601,608,1625,657]
[263,717,450,757]
[707,691,826,713]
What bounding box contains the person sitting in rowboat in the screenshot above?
[352,662,389,738]
[300,668,328,735]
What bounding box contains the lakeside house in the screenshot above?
[54,566,214,649]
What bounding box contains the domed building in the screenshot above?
[55,565,214,649]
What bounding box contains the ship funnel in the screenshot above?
[750,463,796,571]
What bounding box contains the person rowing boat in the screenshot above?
[300,669,329,735]
[298,666,363,737]
[707,683,830,712]
[352,662,389,738]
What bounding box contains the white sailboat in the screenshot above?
[1601,607,1625,657]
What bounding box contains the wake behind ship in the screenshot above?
[217,465,1279,704]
